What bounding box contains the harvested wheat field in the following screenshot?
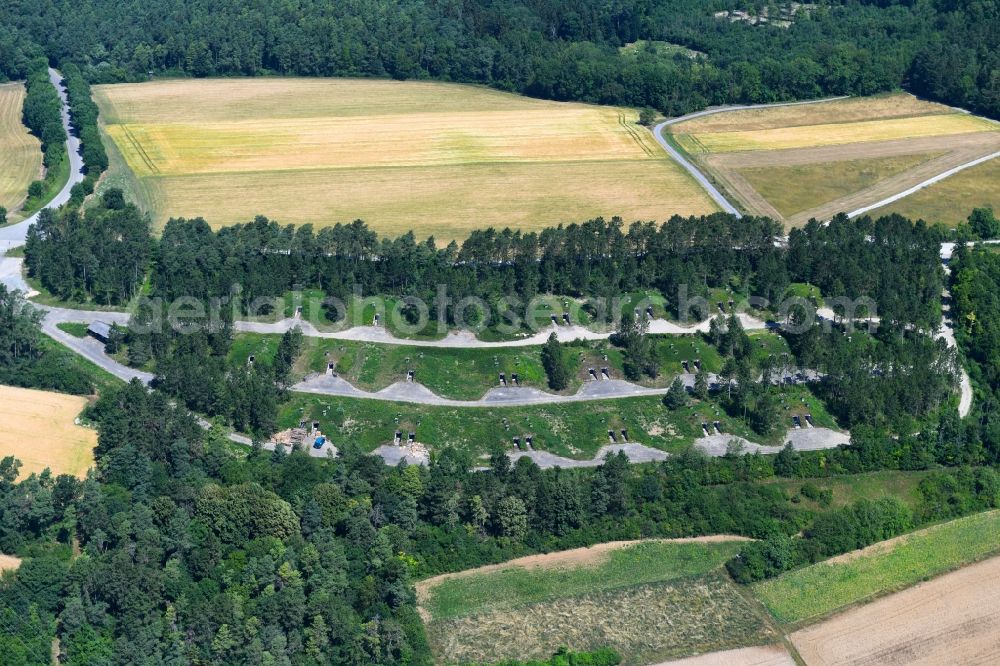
[93,78,716,241]
[790,555,1000,665]
[669,93,1000,227]
[420,539,777,664]
[0,82,43,213]
[0,385,95,479]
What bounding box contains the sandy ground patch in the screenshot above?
[0,385,96,478]
[655,644,795,666]
[0,553,22,572]
[790,555,1000,665]
[415,535,752,604]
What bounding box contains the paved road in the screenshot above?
[845,149,1000,219]
[651,97,849,217]
[0,68,85,247]
[375,426,852,468]
[292,372,678,407]
[236,311,767,348]
[650,95,999,225]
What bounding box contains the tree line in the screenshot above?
[20,57,66,207]
[948,244,1000,464]
[0,0,996,119]
[24,189,151,305]
[61,62,108,182]
[728,466,999,583]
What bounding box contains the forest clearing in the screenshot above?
[0,385,95,478]
[418,539,776,664]
[0,82,42,214]
[93,78,716,240]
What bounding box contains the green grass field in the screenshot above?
[93,78,716,240]
[737,153,939,217]
[869,157,1000,225]
[55,322,89,338]
[421,540,776,664]
[282,380,833,459]
[233,332,726,400]
[767,470,931,512]
[753,509,1000,625]
[423,540,744,620]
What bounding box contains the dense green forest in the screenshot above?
[29,205,942,330]
[25,190,151,305]
[3,199,993,665]
[0,0,996,118]
[0,373,994,663]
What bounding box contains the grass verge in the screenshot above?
[753,508,1000,626]
[423,540,744,620]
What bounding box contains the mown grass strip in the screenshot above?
[753,508,1000,625]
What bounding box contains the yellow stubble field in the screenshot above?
[0,82,43,212]
[94,78,717,241]
[0,385,96,479]
[668,93,999,226]
[676,112,994,154]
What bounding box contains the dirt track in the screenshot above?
[790,555,1000,665]
[655,645,795,666]
[701,131,1000,225]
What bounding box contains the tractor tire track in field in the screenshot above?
[120,124,160,174]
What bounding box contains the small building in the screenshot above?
[87,321,113,344]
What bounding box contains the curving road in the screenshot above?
[292,372,684,407]
[651,97,850,217]
[0,82,974,465]
[652,96,999,224]
[235,311,767,348]
[0,68,85,249]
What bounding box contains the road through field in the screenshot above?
[652,98,850,217]
[0,68,85,246]
[845,148,1000,219]
[653,96,998,225]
